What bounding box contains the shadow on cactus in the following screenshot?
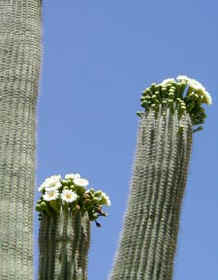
[36,173,110,280]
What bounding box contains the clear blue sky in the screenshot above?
[34,1,218,279]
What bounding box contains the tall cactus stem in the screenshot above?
[109,106,193,280]
[0,1,41,279]
[38,210,90,280]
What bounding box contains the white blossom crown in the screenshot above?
[36,173,111,227]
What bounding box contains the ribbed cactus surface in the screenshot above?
[38,210,90,280]
[110,107,192,280]
[0,0,41,279]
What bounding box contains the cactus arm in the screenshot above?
[109,76,211,280]
[109,76,213,280]
[38,210,90,280]
[109,108,192,280]
[0,1,41,279]
[36,174,110,280]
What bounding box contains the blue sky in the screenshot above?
[34,1,218,279]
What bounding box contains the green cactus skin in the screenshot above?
[0,1,41,279]
[38,210,90,280]
[109,106,192,280]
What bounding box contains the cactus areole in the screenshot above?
[109,76,211,280]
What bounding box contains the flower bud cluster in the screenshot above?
[137,75,212,127]
[36,173,111,225]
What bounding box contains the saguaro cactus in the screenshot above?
[36,173,111,280]
[109,76,211,280]
[0,0,41,279]
[38,210,90,280]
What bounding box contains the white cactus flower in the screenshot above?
[61,190,78,203]
[61,179,68,184]
[65,173,81,180]
[73,177,89,188]
[203,91,212,105]
[43,188,59,201]
[101,192,111,206]
[160,78,175,86]
[177,75,212,105]
[176,75,189,83]
[39,175,62,192]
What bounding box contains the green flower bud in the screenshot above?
[177,82,187,97]
[168,92,175,97]
[169,89,175,94]
[144,95,151,99]
[141,101,149,108]
[189,92,195,97]
[61,179,69,185]
[94,191,102,196]
[167,99,174,103]
[144,89,152,95]
[40,201,47,209]
[49,200,60,212]
[161,86,167,92]
[35,204,41,212]
[136,111,144,118]
[176,98,182,103]
[83,193,90,199]
[77,204,81,210]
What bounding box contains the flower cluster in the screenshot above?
[36,173,111,226]
[137,75,212,128]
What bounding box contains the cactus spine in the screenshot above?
[0,0,41,279]
[109,77,211,280]
[38,210,90,280]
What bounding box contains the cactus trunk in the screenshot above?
[0,0,41,279]
[110,107,192,280]
[38,210,90,280]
